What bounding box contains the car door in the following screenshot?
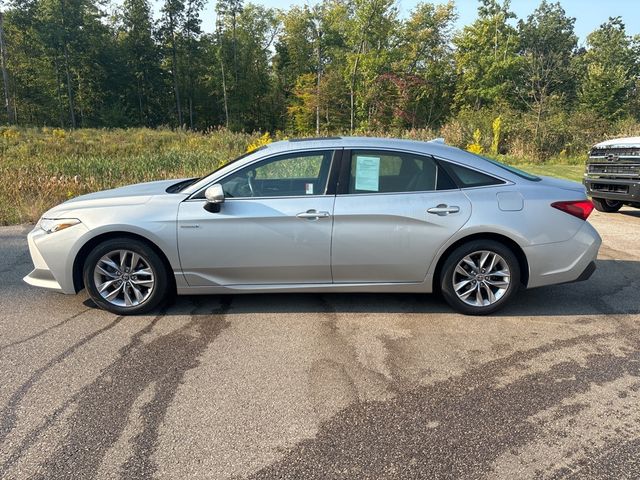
[177,149,338,286]
[331,149,472,283]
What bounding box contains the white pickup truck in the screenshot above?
[583,136,640,212]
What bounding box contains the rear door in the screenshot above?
[331,149,472,283]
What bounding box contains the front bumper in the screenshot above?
[584,176,640,203]
[23,223,89,294]
[524,220,602,289]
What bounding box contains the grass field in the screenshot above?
[514,164,585,183]
[0,127,586,225]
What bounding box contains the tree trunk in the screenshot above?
[59,0,76,128]
[0,12,15,124]
[316,32,321,135]
[53,56,65,127]
[137,78,144,124]
[218,28,229,128]
[168,11,183,127]
[349,41,363,134]
[63,45,76,129]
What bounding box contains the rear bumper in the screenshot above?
[584,177,640,203]
[525,221,601,289]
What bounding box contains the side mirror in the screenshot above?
[204,184,225,213]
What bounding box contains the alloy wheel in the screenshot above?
[452,250,511,307]
[93,249,155,307]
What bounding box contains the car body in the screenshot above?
[24,137,602,315]
[584,136,640,212]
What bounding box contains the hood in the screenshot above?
[538,175,586,193]
[593,136,640,149]
[43,178,188,218]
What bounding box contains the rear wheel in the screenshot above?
[440,240,520,315]
[592,197,623,213]
[83,238,170,315]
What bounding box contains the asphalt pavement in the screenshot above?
[1,208,640,479]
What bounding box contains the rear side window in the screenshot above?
[444,162,505,188]
[348,150,457,194]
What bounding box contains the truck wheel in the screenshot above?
[592,198,622,213]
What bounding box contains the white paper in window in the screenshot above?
[355,156,380,191]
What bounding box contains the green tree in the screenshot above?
[119,0,162,125]
[517,1,577,151]
[454,0,522,110]
[576,17,638,121]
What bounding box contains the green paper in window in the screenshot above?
[355,156,380,191]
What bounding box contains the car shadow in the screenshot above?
[618,209,640,218]
[82,258,639,318]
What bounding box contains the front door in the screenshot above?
[178,150,337,286]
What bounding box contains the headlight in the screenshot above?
[39,218,81,234]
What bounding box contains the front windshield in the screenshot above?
[472,153,541,181]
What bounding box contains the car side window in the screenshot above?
[220,150,333,198]
[348,150,456,194]
[443,162,505,188]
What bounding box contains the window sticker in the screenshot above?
[305,183,314,195]
[355,156,380,191]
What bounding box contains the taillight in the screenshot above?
[551,200,594,220]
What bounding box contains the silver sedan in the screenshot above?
[24,137,601,315]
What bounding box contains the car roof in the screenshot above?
[263,136,452,156]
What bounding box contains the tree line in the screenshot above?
[1,0,639,156]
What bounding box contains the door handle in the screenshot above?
[427,204,460,216]
[296,209,331,220]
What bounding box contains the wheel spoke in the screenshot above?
[99,257,120,273]
[129,252,140,271]
[485,279,509,288]
[454,279,473,292]
[462,257,477,271]
[96,264,119,279]
[459,285,475,300]
[98,279,119,293]
[486,253,497,272]
[123,286,133,306]
[482,283,496,303]
[490,270,510,278]
[455,265,473,278]
[133,267,152,277]
[474,283,483,305]
[130,283,145,303]
[120,250,129,272]
[131,278,154,287]
[479,251,490,269]
[105,283,123,301]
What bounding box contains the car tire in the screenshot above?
[440,240,520,315]
[83,238,170,315]
[592,197,623,213]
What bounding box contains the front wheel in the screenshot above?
[440,240,521,315]
[83,238,170,315]
[592,197,623,213]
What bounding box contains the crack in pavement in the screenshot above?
[27,297,232,480]
[247,325,640,480]
[0,315,124,449]
[0,308,92,352]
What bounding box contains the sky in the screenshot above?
[188,0,640,44]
